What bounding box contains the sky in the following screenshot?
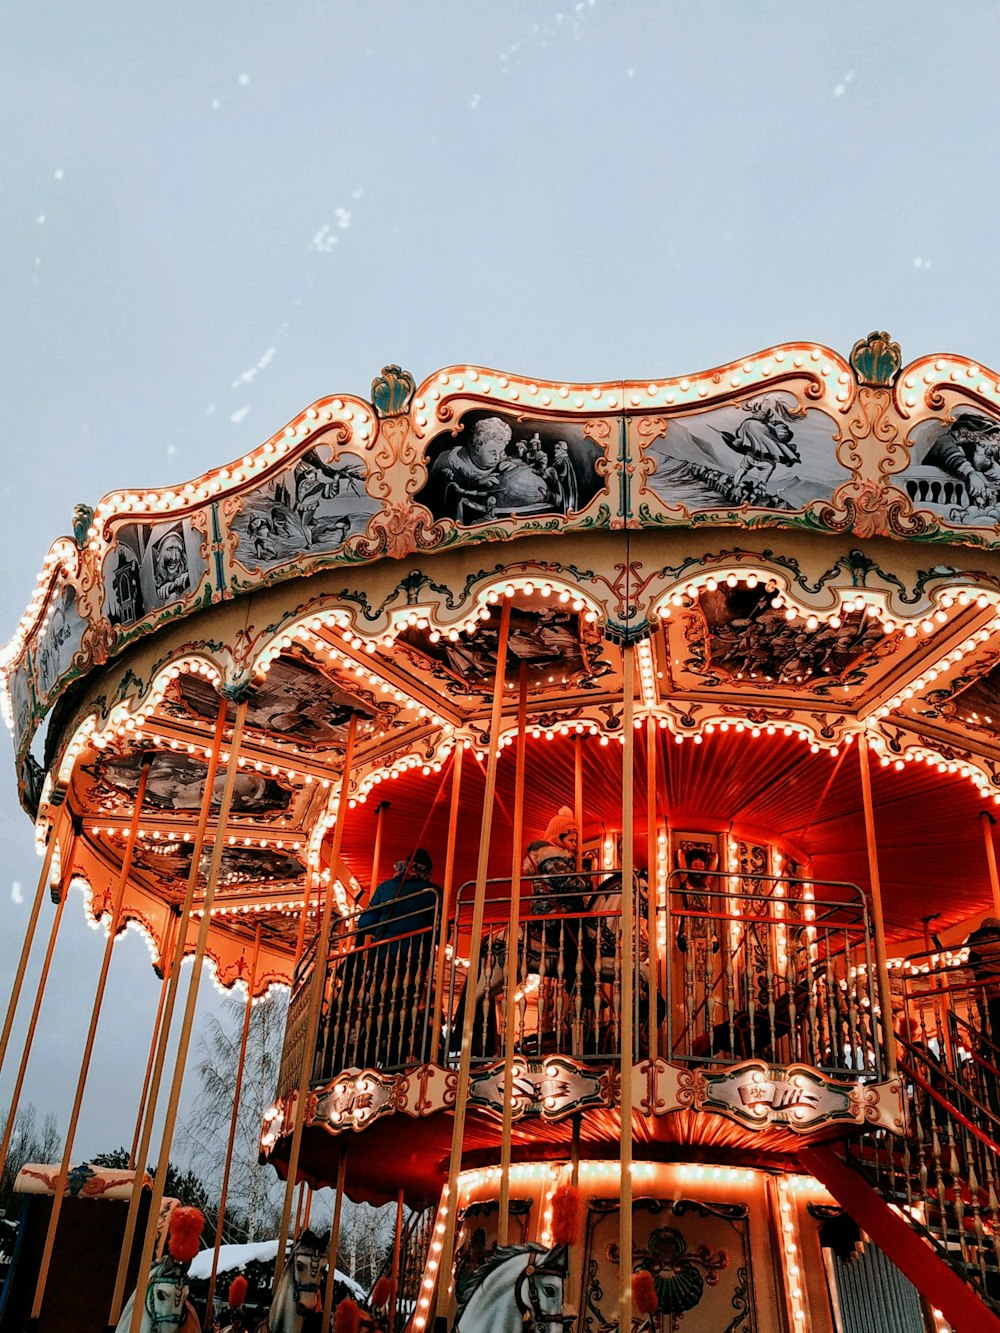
[2,0,1000,1161]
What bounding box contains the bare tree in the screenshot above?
[180,990,288,1243]
[0,1103,62,1217]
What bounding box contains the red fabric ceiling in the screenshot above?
[337,729,991,941]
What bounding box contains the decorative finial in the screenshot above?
[71,503,95,548]
[371,364,416,418]
[849,331,901,388]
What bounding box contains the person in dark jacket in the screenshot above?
[353,849,440,1067]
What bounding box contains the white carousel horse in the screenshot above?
[453,1243,571,1333]
[115,1254,200,1333]
[219,1230,329,1333]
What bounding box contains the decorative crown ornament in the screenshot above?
[371,364,416,418]
[71,503,95,549]
[849,330,902,388]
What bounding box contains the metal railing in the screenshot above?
[284,867,887,1084]
[845,1033,1000,1312]
[445,870,639,1064]
[663,870,885,1079]
[311,890,441,1081]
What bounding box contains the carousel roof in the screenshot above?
[7,333,1000,989]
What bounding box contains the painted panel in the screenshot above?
[87,750,291,815]
[33,583,86,703]
[229,443,379,574]
[899,408,1000,528]
[636,397,844,516]
[101,517,207,627]
[415,410,606,527]
[581,1198,755,1332]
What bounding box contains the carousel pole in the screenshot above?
[430,746,464,1064]
[293,868,315,968]
[857,732,898,1078]
[129,928,174,1169]
[371,799,391,895]
[574,733,584,872]
[981,812,1000,919]
[274,713,358,1287]
[388,1185,406,1323]
[203,923,263,1328]
[320,1144,348,1332]
[108,700,229,1327]
[618,644,636,1332]
[30,759,152,1325]
[434,597,512,1326]
[0,884,68,1177]
[0,809,62,1075]
[498,663,528,1246]
[645,714,659,1062]
[126,702,249,1333]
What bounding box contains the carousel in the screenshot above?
[8,333,1000,1331]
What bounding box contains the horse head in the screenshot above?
[282,1228,329,1318]
[515,1244,573,1333]
[455,1243,571,1333]
[122,1255,191,1333]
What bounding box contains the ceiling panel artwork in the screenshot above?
[164,656,390,751]
[394,605,612,698]
[664,584,893,695]
[84,749,293,816]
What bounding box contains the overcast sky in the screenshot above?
[3,0,1000,1159]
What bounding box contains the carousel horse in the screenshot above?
[222,1230,329,1333]
[453,1243,571,1333]
[114,1254,200,1333]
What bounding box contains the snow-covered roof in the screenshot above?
[187,1238,365,1300]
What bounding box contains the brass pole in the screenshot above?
[430,746,464,1064]
[388,1185,406,1323]
[321,1146,348,1332]
[203,924,263,1327]
[0,810,62,1075]
[31,760,152,1321]
[574,733,584,873]
[434,597,512,1325]
[129,947,172,1170]
[0,886,68,1177]
[108,700,229,1326]
[274,714,358,1287]
[293,869,314,969]
[371,799,391,896]
[981,812,1000,919]
[857,733,898,1078]
[127,703,249,1333]
[645,714,658,1062]
[498,664,528,1246]
[619,645,636,1331]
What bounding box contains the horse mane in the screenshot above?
[292,1227,330,1255]
[454,1243,546,1320]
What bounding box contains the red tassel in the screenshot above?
[371,1275,392,1309]
[334,1296,362,1333]
[632,1268,658,1316]
[167,1206,204,1263]
[549,1185,581,1246]
[227,1274,248,1309]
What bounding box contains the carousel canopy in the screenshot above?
[6,333,1000,990]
